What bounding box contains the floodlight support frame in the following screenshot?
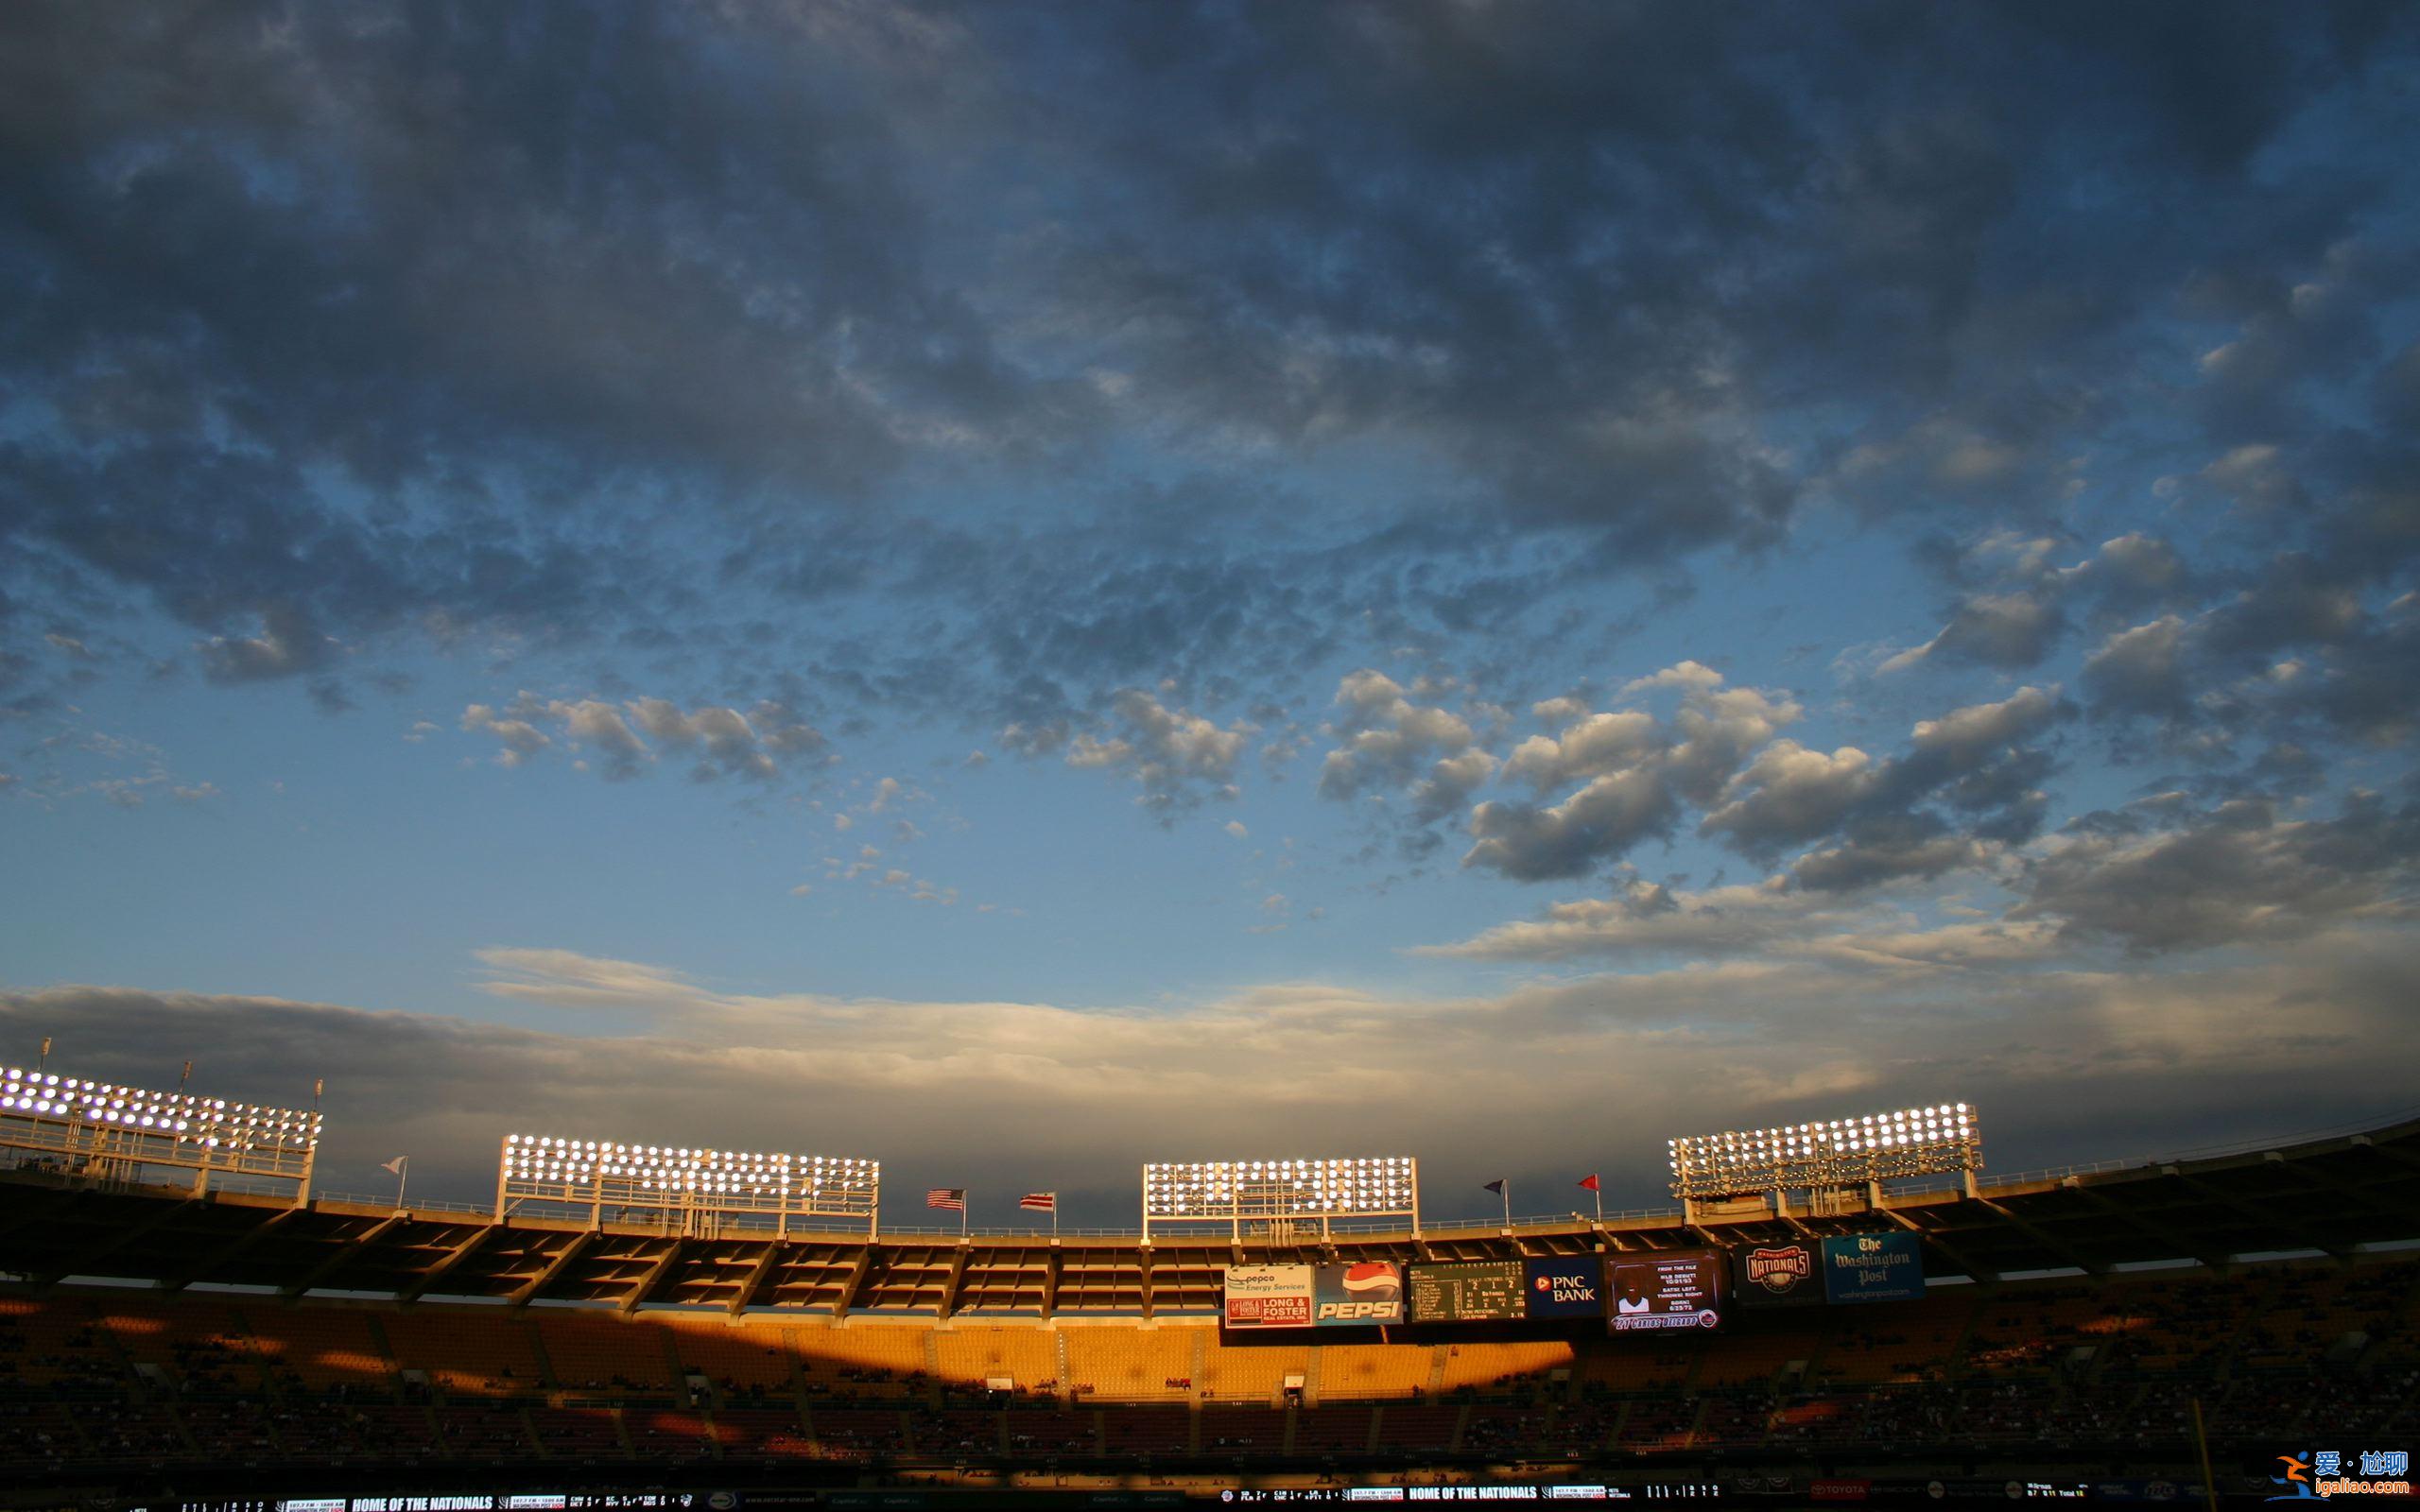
[0,1072,320,1208]
[493,1136,880,1237]
[1139,1157,1421,1243]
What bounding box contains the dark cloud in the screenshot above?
[2020,791,2420,952]
[5,1,2411,729]
[1701,684,2066,877]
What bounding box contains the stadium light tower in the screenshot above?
[0,1065,321,1205]
[1141,1156,1419,1243]
[1668,1104,1982,1218]
[497,1134,880,1238]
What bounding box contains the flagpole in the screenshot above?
[395,1157,408,1210]
[962,1190,969,1239]
[1501,1180,1511,1228]
[1594,1184,1603,1225]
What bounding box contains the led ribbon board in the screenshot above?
[499,1133,879,1234]
[1142,1156,1419,1239]
[1668,1104,1980,1200]
[0,1066,321,1186]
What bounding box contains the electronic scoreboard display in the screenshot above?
[1408,1260,1527,1321]
[1607,1248,1723,1332]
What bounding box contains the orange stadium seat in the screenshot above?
[1063,1325,1192,1401]
[385,1309,546,1397]
[533,1310,678,1393]
[661,1314,802,1392]
[1316,1343,1428,1400]
[931,1323,1057,1393]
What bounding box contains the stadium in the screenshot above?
[0,1069,2414,1511]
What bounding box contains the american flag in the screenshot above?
[1018,1192,1056,1211]
[925,1188,965,1211]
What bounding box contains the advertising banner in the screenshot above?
[1313,1261,1405,1326]
[1820,1233,1926,1304]
[1522,1256,1605,1318]
[1607,1248,1723,1333]
[1732,1241,1824,1309]
[1222,1263,1314,1329]
[1408,1260,1526,1322]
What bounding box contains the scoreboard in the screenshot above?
[1408,1260,1527,1322]
[1608,1249,1723,1333]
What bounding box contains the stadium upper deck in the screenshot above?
[0,1115,2411,1313]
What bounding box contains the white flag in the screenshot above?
[381,1157,407,1175]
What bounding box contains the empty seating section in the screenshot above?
[243,1306,393,1392]
[527,1404,623,1459]
[2235,1263,2371,1372]
[178,1393,280,1455]
[1435,1338,1572,1394]
[718,1405,818,1457]
[1695,1321,1821,1387]
[1291,1404,1373,1452]
[1063,1325,1191,1400]
[916,1408,1003,1456]
[1201,1334,1305,1400]
[1577,1343,1689,1392]
[1962,1286,2107,1376]
[665,1315,799,1391]
[1319,1343,1427,1400]
[2091,1272,2247,1376]
[0,1400,82,1469]
[792,1324,925,1398]
[628,1407,725,1459]
[94,1298,265,1392]
[1374,1403,1459,1450]
[385,1309,544,1396]
[932,1324,1057,1393]
[435,1400,534,1458]
[265,1398,391,1462]
[1616,1397,1695,1451]
[0,1297,123,1390]
[1461,1405,1546,1457]
[1695,1391,1770,1447]
[1200,1405,1285,1454]
[1002,1408,1096,1456]
[1098,1404,1187,1452]
[1822,1293,1975,1384]
[534,1311,676,1392]
[809,1406,907,1455]
[81,1402,190,1463]
[0,1254,2414,1477]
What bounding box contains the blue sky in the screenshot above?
[3,2,2418,1229]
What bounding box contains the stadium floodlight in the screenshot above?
[496,1132,880,1238]
[0,1065,322,1202]
[1667,1104,1981,1207]
[1141,1155,1419,1241]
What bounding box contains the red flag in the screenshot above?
[1578,1174,1600,1192]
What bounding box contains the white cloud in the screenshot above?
[12,936,2413,1211]
[1048,688,1253,815]
[1317,669,1483,801]
[459,693,827,782]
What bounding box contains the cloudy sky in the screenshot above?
[4,3,2417,1229]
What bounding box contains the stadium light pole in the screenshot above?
[1143,1157,1419,1244]
[498,1134,881,1237]
[1667,1104,1982,1215]
[0,1064,321,1206]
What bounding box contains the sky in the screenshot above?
[3,2,2418,1233]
